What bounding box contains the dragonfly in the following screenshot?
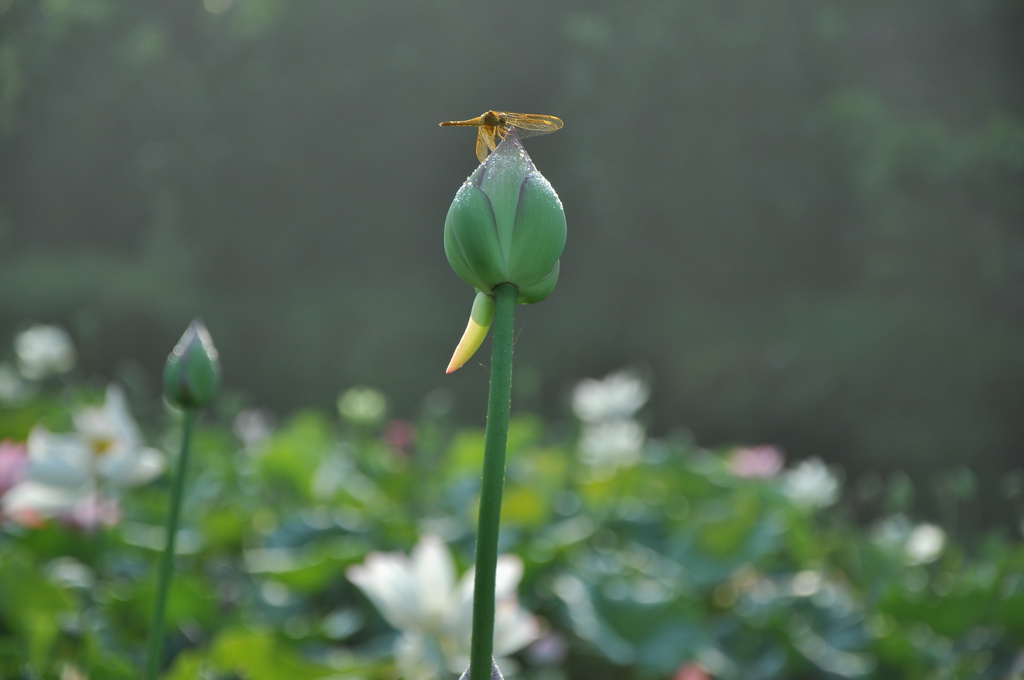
[439,110,563,162]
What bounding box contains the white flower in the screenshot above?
[571,369,650,472]
[905,523,945,564]
[15,324,76,380]
[0,363,28,405]
[233,409,274,452]
[346,535,539,679]
[782,458,840,509]
[571,369,649,423]
[871,515,946,565]
[579,419,645,468]
[2,386,163,521]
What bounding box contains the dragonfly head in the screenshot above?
[482,110,505,127]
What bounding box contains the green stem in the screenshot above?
[469,283,517,680]
[144,408,197,680]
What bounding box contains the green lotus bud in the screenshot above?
[444,129,566,304]
[164,319,221,409]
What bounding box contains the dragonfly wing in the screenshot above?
[442,112,561,161]
[475,129,491,163]
[503,113,563,139]
[476,126,504,162]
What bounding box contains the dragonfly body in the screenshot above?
[439,110,563,162]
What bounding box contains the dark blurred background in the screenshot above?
[1,0,1021,483]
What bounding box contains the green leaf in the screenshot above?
[259,411,338,500]
[0,549,74,672]
[163,627,339,680]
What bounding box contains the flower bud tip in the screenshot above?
[446,291,495,374]
[163,318,221,409]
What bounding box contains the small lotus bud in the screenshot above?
[444,129,566,304]
[163,319,220,409]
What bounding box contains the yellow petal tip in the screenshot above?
[445,291,495,375]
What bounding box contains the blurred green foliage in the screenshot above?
[1,376,1022,679]
[0,0,1021,487]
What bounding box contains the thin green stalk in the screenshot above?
[469,283,517,680]
[144,408,197,680]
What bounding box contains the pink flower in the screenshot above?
[673,662,711,680]
[382,419,417,454]
[0,440,28,495]
[62,493,121,532]
[728,445,784,479]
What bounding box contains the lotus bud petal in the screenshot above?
[446,291,495,374]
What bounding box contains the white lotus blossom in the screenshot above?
[0,363,28,405]
[579,419,645,468]
[2,386,163,523]
[871,514,946,565]
[346,535,539,679]
[15,324,76,380]
[571,369,650,470]
[233,409,274,452]
[782,457,841,509]
[571,369,649,423]
[905,523,946,564]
